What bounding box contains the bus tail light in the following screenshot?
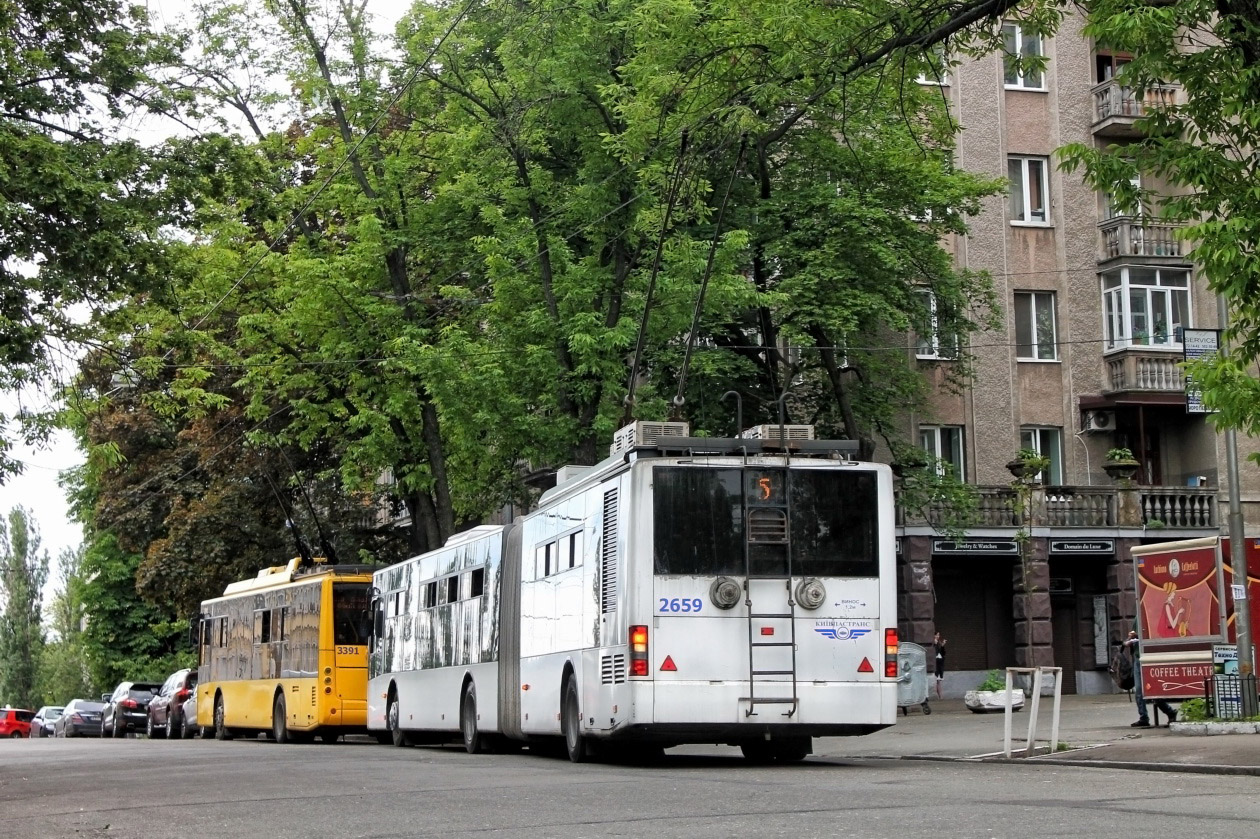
[630,625,649,677]
[884,628,899,677]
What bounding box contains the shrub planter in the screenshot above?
[964,689,1025,713]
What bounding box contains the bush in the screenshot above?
[977,669,1007,692]
[1177,698,1208,721]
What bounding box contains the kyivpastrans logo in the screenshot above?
[814,620,873,641]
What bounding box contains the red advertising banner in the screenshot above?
[1133,538,1222,643]
[1141,661,1214,699]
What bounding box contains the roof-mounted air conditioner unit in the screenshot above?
[739,424,816,441]
[610,421,690,456]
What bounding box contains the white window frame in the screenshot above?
[916,44,951,86]
[915,289,959,360]
[1019,427,1064,486]
[1003,22,1046,90]
[1008,156,1051,226]
[919,425,966,480]
[1101,266,1191,351]
[1014,291,1059,361]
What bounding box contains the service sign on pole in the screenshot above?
[1182,328,1220,414]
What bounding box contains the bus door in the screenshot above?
[331,582,371,723]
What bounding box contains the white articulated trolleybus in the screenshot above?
[367,421,899,762]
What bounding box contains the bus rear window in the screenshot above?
[333,583,371,645]
[653,466,880,577]
[790,470,879,577]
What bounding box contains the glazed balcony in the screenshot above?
[1098,216,1186,263]
[901,485,1217,529]
[1091,80,1180,138]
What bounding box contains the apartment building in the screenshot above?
[899,13,1256,696]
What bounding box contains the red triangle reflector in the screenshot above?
[660,655,677,672]
[857,657,874,673]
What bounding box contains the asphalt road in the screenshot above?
[3,734,1259,839]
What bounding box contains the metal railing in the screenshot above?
[1205,675,1260,719]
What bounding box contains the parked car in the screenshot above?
[54,700,104,738]
[29,706,64,738]
[0,707,34,738]
[147,668,197,739]
[179,692,200,739]
[101,681,162,738]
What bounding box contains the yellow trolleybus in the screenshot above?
[196,559,374,743]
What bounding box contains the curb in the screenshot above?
[896,752,1260,776]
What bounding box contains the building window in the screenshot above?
[1020,427,1063,485]
[1003,22,1045,89]
[1008,156,1050,224]
[1101,267,1190,350]
[915,289,959,359]
[919,426,966,480]
[916,44,950,85]
[1014,291,1058,360]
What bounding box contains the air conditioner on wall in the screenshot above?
[1083,410,1115,433]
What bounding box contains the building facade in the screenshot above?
[899,13,1255,697]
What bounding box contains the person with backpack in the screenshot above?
[1122,630,1177,727]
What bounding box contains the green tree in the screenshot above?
[0,508,49,708]
[79,533,191,689]
[73,0,1007,575]
[36,546,95,704]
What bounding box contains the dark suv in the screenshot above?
[147,668,197,739]
[102,681,162,738]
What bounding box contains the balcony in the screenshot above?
[1091,80,1179,138]
[1104,347,1185,394]
[1098,216,1185,263]
[903,485,1217,529]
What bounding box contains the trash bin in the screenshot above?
[897,642,931,715]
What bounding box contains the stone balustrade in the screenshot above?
[900,485,1218,529]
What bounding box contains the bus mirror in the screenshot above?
[372,606,384,641]
[187,616,200,649]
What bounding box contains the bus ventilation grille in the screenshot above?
[747,508,788,543]
[601,654,626,684]
[739,424,815,441]
[609,421,690,456]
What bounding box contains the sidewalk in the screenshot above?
[814,693,1260,775]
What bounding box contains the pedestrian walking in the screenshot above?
[933,631,947,699]
[1123,630,1176,727]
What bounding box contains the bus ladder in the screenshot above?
[742,577,798,717]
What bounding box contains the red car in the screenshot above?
[147,668,198,739]
[0,707,34,738]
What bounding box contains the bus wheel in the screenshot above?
[461,683,482,754]
[213,695,233,741]
[739,741,774,764]
[272,694,289,744]
[770,737,810,763]
[561,678,588,763]
[387,694,408,748]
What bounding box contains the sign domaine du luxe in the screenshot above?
[932,539,1020,555]
[1050,540,1115,554]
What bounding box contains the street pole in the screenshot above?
[1218,294,1254,678]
